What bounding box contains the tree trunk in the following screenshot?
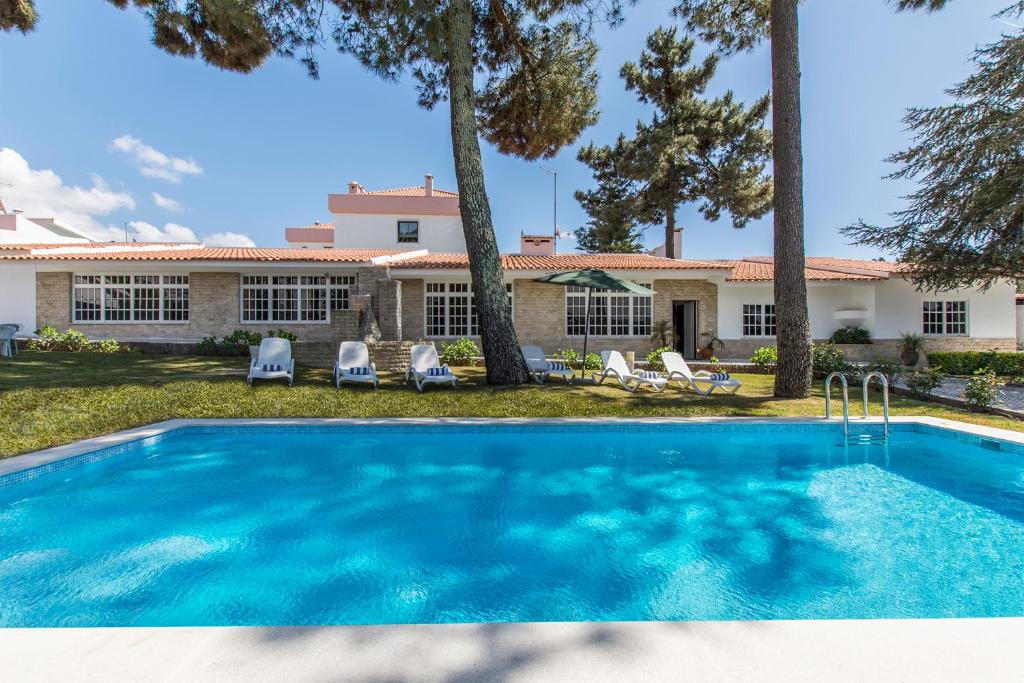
[664,205,676,259]
[444,0,530,385]
[770,0,812,398]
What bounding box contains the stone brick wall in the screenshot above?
[394,276,719,357]
[36,271,359,342]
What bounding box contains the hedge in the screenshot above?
[927,351,1024,376]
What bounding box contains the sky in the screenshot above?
[0,0,1015,258]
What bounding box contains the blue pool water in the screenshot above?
[1,423,1022,627]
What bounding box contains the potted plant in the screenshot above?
[698,332,723,360]
[898,332,925,366]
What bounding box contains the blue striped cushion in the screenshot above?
[346,366,371,376]
[261,364,283,372]
[637,370,661,380]
[710,372,731,381]
[426,367,450,376]
[547,361,568,371]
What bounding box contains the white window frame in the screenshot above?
[71,273,190,324]
[239,273,356,324]
[423,281,514,337]
[564,284,653,338]
[922,300,968,336]
[741,303,777,337]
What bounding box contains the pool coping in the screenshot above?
[2,617,1021,682]
[4,414,1024,478]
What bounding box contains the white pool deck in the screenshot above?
[2,416,1023,682]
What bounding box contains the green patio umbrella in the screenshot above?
[533,269,654,374]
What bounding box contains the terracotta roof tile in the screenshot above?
[363,185,458,198]
[0,246,405,262]
[286,222,334,230]
[390,252,733,271]
[726,257,895,282]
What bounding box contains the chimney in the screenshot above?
[520,233,556,256]
[424,173,434,198]
[348,181,363,195]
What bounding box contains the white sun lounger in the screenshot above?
[521,345,575,384]
[405,344,460,392]
[593,350,668,393]
[662,351,741,395]
[247,337,295,387]
[334,341,379,389]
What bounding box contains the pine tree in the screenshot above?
[843,16,1024,290]
[3,0,619,386]
[573,138,647,253]
[575,27,773,259]
[672,0,955,398]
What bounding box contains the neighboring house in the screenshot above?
[0,177,1017,364]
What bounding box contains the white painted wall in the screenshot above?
[0,215,91,244]
[1017,303,1024,346]
[873,278,1016,339]
[332,213,466,252]
[0,264,37,333]
[717,277,1016,341]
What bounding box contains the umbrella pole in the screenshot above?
[582,287,591,378]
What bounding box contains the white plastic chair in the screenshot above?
[404,344,459,392]
[247,337,295,387]
[521,345,575,384]
[334,341,379,389]
[662,351,741,395]
[593,350,667,393]
[0,324,18,357]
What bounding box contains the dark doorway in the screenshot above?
[673,300,699,359]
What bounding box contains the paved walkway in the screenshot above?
[897,376,1024,417]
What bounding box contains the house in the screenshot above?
[0,176,1017,366]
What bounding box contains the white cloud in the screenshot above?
[0,147,135,240]
[111,135,203,183]
[127,221,255,247]
[203,232,256,247]
[152,192,185,212]
[128,221,199,243]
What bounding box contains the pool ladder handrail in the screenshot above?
[861,371,890,439]
[824,372,850,438]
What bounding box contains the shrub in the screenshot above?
[645,346,672,372]
[27,325,61,351]
[905,367,946,398]
[867,357,903,387]
[221,330,263,356]
[927,351,1024,376]
[439,338,480,366]
[267,329,297,343]
[962,369,1002,410]
[812,343,858,380]
[58,329,92,352]
[750,345,778,372]
[197,336,219,356]
[556,348,601,371]
[829,326,872,344]
[92,338,121,354]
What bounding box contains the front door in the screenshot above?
[673,300,698,360]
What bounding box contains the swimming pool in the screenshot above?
[1,421,1022,627]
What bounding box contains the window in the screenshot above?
[241,274,356,323]
[424,282,513,337]
[565,284,652,337]
[72,274,189,323]
[923,300,967,335]
[397,220,419,243]
[742,304,776,337]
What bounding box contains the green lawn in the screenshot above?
[1,351,1021,458]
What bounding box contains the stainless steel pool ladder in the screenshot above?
[824,373,850,438]
[825,372,890,443]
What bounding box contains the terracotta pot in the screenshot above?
[699,346,714,360]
